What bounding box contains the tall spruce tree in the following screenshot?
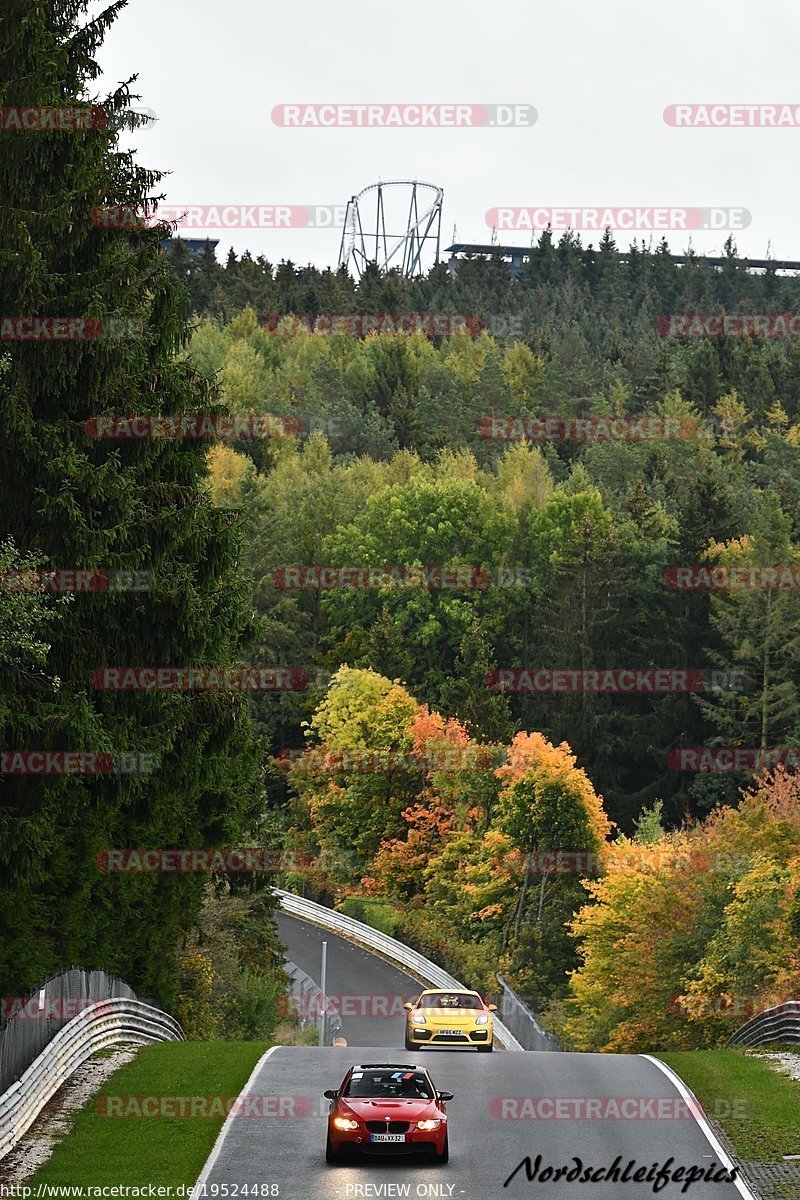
[0,0,274,1005]
[695,494,800,755]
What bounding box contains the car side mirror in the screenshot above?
[403,1002,413,1010]
[437,1091,454,1102]
[488,1003,497,1012]
[323,1089,338,1100]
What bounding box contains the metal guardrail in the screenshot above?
[496,974,561,1052]
[276,889,525,1050]
[0,967,138,1094]
[0,998,184,1160]
[285,961,343,1045]
[727,1000,800,1047]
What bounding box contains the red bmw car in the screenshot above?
[324,1062,452,1163]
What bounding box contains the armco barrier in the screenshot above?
[726,999,800,1048]
[496,973,561,1052]
[0,998,184,1160]
[0,967,138,1093]
[285,960,343,1045]
[275,889,525,1050]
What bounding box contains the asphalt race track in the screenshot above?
[277,911,424,1045]
[198,914,750,1200]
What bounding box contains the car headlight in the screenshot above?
[475,1014,489,1025]
[412,1011,427,1024]
[333,1116,359,1130]
[416,1119,441,1131]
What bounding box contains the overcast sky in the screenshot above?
[94,0,800,271]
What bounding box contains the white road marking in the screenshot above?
[195,1045,283,1189]
[641,1054,758,1199]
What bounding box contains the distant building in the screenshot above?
[446,242,800,278]
[161,238,219,261]
[447,243,530,278]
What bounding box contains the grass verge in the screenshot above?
[338,895,400,936]
[659,1048,800,1161]
[30,1040,271,1188]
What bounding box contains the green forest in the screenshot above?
[173,259,800,1047]
[2,0,800,1056]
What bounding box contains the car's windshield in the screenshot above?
[343,1069,434,1099]
[418,992,483,1010]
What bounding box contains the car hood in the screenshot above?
[340,1097,442,1121]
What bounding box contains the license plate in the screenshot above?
[371,1133,405,1143]
[438,1029,462,1035]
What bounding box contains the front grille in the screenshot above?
[431,1032,469,1042]
[366,1121,410,1133]
[363,1144,413,1155]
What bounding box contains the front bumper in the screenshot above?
[329,1126,446,1157]
[408,1024,491,1047]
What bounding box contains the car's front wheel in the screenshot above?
[436,1132,449,1164]
[325,1132,339,1163]
[476,1042,493,1052]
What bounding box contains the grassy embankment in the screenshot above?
[29,1041,270,1189]
[659,1048,800,1161]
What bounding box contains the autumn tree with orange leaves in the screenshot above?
[368,706,503,900]
[562,767,800,1052]
[494,733,613,1007]
[373,726,613,996]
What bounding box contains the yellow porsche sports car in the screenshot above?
[404,989,497,1052]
